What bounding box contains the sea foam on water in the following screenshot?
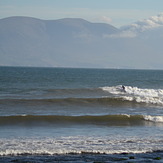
[101,85,163,105]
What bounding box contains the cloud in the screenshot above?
[99,16,112,24]
[103,30,136,38]
[105,13,163,39]
[121,13,163,33]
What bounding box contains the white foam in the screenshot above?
[102,85,126,95]
[0,136,162,156]
[144,115,163,123]
[101,85,163,105]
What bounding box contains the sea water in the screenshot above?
[0,67,163,162]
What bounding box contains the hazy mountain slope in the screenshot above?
[0,16,163,69]
[0,16,118,67]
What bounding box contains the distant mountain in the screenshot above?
[0,16,163,69]
[0,16,119,68]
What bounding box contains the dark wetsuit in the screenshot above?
[122,85,125,91]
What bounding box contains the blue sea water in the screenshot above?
[0,66,163,162]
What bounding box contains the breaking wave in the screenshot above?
[0,136,163,156]
[101,85,163,106]
[2,85,163,107]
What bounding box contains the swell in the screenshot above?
[0,97,148,107]
[1,86,163,107]
[0,88,106,99]
[0,114,162,126]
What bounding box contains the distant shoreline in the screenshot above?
[1,65,163,71]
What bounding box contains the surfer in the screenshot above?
[122,85,126,92]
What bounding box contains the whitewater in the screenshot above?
[0,67,163,162]
[101,85,163,105]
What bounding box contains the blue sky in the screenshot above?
[0,0,163,27]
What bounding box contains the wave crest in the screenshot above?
[144,115,163,123]
[0,114,163,127]
[101,85,163,105]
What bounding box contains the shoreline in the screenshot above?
[0,151,163,162]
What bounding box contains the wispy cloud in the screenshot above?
[98,16,112,24]
[103,31,137,38]
[121,13,163,32]
[104,13,163,39]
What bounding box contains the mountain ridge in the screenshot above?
[0,16,163,69]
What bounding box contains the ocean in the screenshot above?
[0,66,163,162]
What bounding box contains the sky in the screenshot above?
[0,0,163,27]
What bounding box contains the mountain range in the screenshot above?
[0,14,163,69]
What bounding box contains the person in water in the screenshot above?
[122,85,125,91]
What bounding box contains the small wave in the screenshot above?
[0,136,163,156]
[144,115,163,123]
[0,114,162,127]
[0,97,144,107]
[2,85,163,107]
[101,85,163,106]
